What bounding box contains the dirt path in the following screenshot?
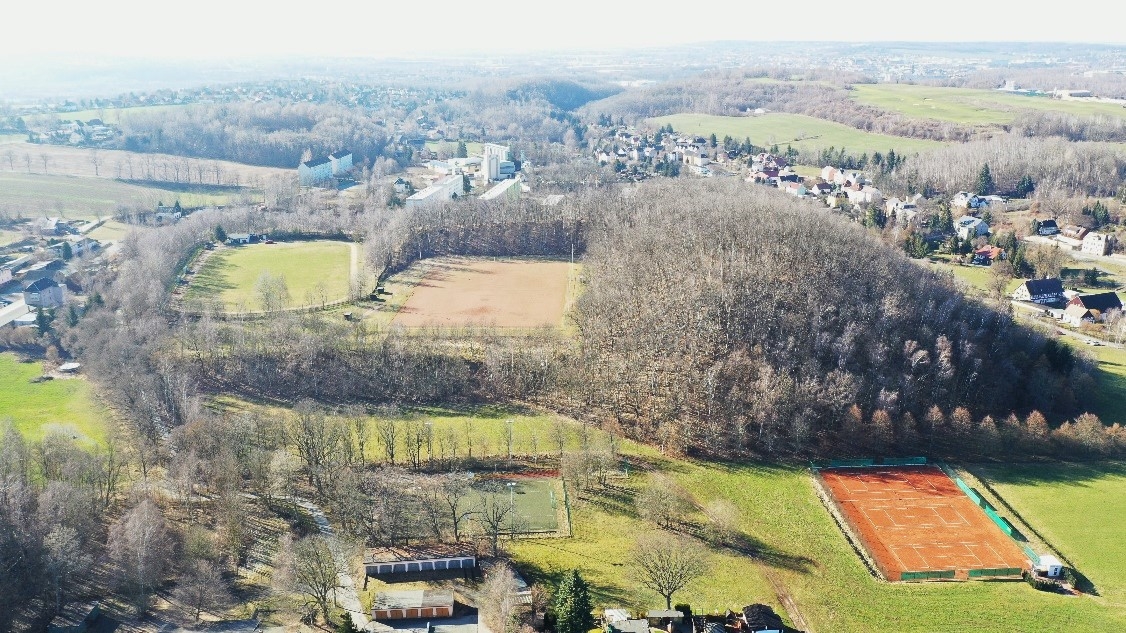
[350,242,360,281]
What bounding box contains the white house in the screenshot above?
[845,187,883,206]
[1082,232,1114,256]
[1012,278,1066,305]
[0,267,12,286]
[406,175,463,208]
[781,182,807,197]
[955,216,989,239]
[23,277,65,309]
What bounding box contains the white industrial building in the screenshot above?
[405,175,463,208]
[481,143,514,182]
[1082,232,1114,256]
[480,177,523,202]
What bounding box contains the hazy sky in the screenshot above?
[3,0,1123,60]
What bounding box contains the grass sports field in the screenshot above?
[390,256,574,328]
[470,475,561,533]
[0,173,237,219]
[819,465,1028,581]
[0,352,107,444]
[852,84,1126,125]
[649,113,945,157]
[183,240,356,312]
[973,461,1126,608]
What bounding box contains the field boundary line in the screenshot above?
[809,472,886,582]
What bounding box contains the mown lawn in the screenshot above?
[851,84,1126,125]
[0,352,107,444]
[0,172,235,219]
[648,113,945,158]
[974,462,1126,610]
[183,240,354,312]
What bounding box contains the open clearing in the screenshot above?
[0,172,238,219]
[852,84,1126,125]
[0,142,289,185]
[818,465,1028,581]
[649,113,945,157]
[183,240,355,313]
[391,257,573,328]
[973,461,1126,608]
[0,352,106,444]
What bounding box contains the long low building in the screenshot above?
[406,175,463,208]
[364,546,476,577]
[372,590,454,620]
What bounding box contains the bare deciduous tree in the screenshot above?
[173,559,230,623]
[108,499,168,612]
[631,533,708,609]
[280,534,345,624]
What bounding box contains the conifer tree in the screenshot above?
[554,570,594,633]
[975,163,994,195]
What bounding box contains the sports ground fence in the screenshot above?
[810,456,1030,582]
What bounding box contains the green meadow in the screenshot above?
[0,352,107,444]
[852,84,1126,125]
[0,172,238,220]
[183,240,355,312]
[650,113,945,158]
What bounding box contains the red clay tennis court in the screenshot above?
[819,465,1030,581]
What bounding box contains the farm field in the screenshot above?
[0,228,23,247]
[852,84,1126,125]
[0,172,239,219]
[973,461,1126,609]
[29,104,186,125]
[0,142,289,185]
[390,256,574,328]
[0,352,107,444]
[648,113,945,157]
[182,240,356,313]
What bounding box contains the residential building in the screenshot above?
[1012,278,1066,305]
[0,267,11,286]
[329,150,353,176]
[24,277,65,308]
[1061,225,1088,240]
[1037,219,1061,236]
[781,182,807,197]
[298,156,333,186]
[1082,232,1115,256]
[972,246,1004,266]
[955,216,989,240]
[1066,292,1123,320]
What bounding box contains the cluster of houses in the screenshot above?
[26,118,120,147]
[593,128,760,178]
[746,160,889,210]
[1034,219,1117,256]
[1012,277,1123,326]
[0,218,109,327]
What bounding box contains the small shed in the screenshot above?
[1036,554,1063,578]
[646,610,683,626]
[608,620,650,633]
[372,589,454,620]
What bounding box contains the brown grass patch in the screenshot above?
[393,257,571,328]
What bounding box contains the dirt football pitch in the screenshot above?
[393,257,571,328]
[819,465,1030,581]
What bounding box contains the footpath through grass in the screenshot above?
[183,241,354,312]
[649,113,945,157]
[0,352,107,443]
